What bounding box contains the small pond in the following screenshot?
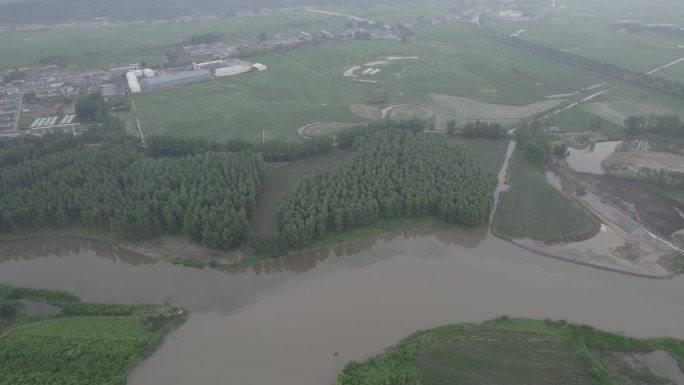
[19,299,62,316]
[566,141,619,174]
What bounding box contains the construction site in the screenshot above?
[514,138,684,279]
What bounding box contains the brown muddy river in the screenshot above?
[1,231,683,385]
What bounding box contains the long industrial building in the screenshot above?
[141,70,212,91]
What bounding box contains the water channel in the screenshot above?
[0,230,683,385]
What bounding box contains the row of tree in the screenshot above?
[276,129,497,248]
[624,115,684,137]
[146,134,334,162]
[461,121,507,138]
[637,166,684,190]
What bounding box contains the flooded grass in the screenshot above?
[241,215,454,266]
[250,148,353,236]
[494,153,599,240]
[451,138,509,173]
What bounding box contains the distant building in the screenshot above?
[215,65,251,77]
[193,60,225,70]
[109,64,140,78]
[141,70,212,90]
[252,63,267,71]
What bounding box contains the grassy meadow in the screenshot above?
[494,153,599,240]
[0,10,347,70]
[417,331,592,385]
[135,21,614,142]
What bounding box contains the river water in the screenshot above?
[0,231,683,385]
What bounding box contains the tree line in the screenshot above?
[461,121,507,138]
[515,121,567,165]
[146,118,429,160]
[146,134,334,162]
[276,129,497,249]
[624,115,684,137]
[637,167,684,190]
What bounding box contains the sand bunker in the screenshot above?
[343,65,361,77]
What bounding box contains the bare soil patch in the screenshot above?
[580,173,684,236]
[554,131,609,149]
[127,236,241,265]
[605,150,684,174]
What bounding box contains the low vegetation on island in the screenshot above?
[0,284,186,385]
[336,317,684,385]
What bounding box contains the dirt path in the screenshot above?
[380,104,413,119]
[646,56,684,76]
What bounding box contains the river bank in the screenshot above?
[0,230,683,385]
[0,216,458,269]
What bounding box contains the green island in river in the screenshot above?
[336,317,684,385]
[0,284,186,385]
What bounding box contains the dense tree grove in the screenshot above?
[114,152,264,249]
[462,121,507,138]
[277,129,496,248]
[0,133,264,250]
[515,121,551,165]
[624,115,684,137]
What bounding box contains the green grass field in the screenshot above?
[579,83,684,128]
[417,331,592,385]
[452,137,509,172]
[486,7,684,75]
[0,11,347,70]
[136,21,615,143]
[676,255,684,272]
[494,153,599,240]
[336,317,684,385]
[546,107,624,135]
